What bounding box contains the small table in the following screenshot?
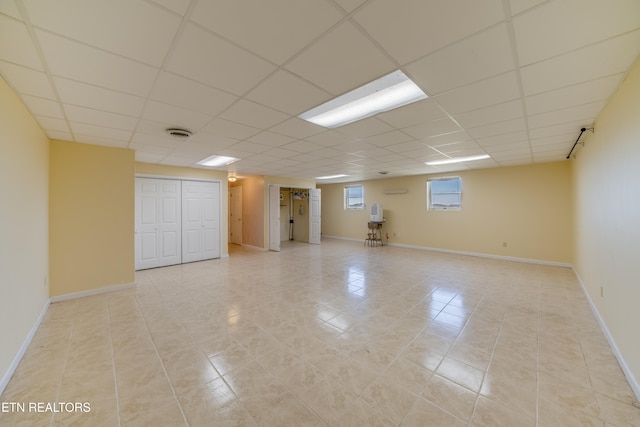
[365,221,384,246]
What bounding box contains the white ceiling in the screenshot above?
[1,0,638,183]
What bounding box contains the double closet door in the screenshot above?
[135,178,220,270]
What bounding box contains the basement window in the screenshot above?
[427,177,462,211]
[344,185,364,210]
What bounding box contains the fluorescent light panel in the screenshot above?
[425,154,491,166]
[316,174,348,180]
[197,155,240,167]
[299,70,427,128]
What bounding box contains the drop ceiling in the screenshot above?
[1,0,638,183]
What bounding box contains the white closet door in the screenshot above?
[135,178,181,270]
[269,185,280,252]
[182,181,220,263]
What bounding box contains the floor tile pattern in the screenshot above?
[1,240,639,426]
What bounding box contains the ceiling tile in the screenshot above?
[529,120,591,140]
[268,118,326,139]
[432,140,483,153]
[45,130,73,141]
[386,140,429,153]
[476,131,528,147]
[305,130,355,147]
[466,118,526,139]
[36,30,158,97]
[424,131,473,147]
[0,62,55,98]
[23,0,181,66]
[219,99,290,130]
[334,0,366,13]
[247,131,296,147]
[142,100,213,131]
[54,77,146,116]
[191,0,342,64]
[362,131,413,148]
[377,98,446,129]
[36,116,69,133]
[453,100,523,129]
[166,23,276,96]
[229,141,271,155]
[70,122,132,142]
[435,72,521,114]
[336,117,393,138]
[406,24,515,95]
[20,94,63,118]
[402,118,462,140]
[74,135,128,148]
[183,132,238,151]
[513,0,640,66]
[280,140,321,154]
[200,119,260,140]
[525,74,623,115]
[508,0,546,15]
[148,0,190,15]
[151,72,238,117]
[0,15,43,70]
[520,30,640,96]
[246,70,331,115]
[285,21,396,95]
[527,101,605,129]
[0,0,22,20]
[354,0,505,64]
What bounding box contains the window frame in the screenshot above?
[344,184,365,210]
[427,176,462,211]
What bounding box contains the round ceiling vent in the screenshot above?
[165,128,193,139]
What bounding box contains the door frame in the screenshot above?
[268,184,320,250]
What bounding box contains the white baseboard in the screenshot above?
[573,269,640,401]
[0,298,50,395]
[321,235,572,268]
[49,282,136,303]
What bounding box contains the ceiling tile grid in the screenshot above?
[0,0,638,183]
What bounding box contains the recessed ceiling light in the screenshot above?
[298,70,427,128]
[316,174,348,180]
[425,154,491,166]
[197,155,240,167]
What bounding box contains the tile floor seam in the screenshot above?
[106,300,122,427]
[133,292,191,426]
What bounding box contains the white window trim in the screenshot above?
[427,176,462,211]
[344,184,365,210]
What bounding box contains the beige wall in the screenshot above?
[320,161,573,264]
[135,162,229,256]
[572,58,640,391]
[0,77,50,384]
[49,141,135,296]
[230,175,264,248]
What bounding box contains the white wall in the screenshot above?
[572,58,640,395]
[0,77,50,390]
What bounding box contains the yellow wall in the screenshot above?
[0,77,50,383]
[572,58,640,390]
[320,161,573,264]
[230,175,264,248]
[135,162,229,256]
[49,141,135,296]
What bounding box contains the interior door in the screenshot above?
[135,178,181,270]
[269,185,280,251]
[309,188,321,245]
[182,181,220,263]
[230,186,242,245]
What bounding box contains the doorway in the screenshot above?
[229,186,242,245]
[268,185,320,252]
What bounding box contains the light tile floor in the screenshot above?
[1,240,639,426]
